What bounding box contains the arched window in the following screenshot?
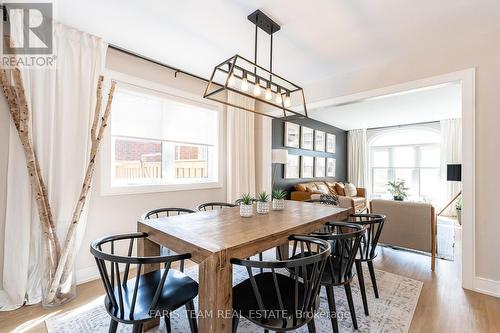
[368,126,440,201]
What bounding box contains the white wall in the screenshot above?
[304,28,500,284]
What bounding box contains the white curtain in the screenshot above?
[0,23,106,310]
[440,118,462,215]
[254,115,273,195]
[347,129,368,188]
[226,92,256,202]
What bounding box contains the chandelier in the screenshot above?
[203,10,308,120]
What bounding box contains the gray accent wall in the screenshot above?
[272,117,347,196]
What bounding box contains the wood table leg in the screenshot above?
[277,241,290,260]
[198,250,233,333]
[137,230,161,331]
[137,236,160,273]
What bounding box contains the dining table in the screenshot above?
[137,200,351,333]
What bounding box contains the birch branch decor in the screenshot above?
[0,67,116,305]
[0,68,61,275]
[45,77,116,304]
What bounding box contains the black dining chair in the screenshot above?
[309,222,366,332]
[141,207,196,220]
[91,232,198,333]
[142,207,196,265]
[230,235,331,333]
[196,202,237,211]
[234,198,257,205]
[348,213,386,316]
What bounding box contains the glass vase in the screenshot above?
[41,238,76,308]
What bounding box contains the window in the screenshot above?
[368,127,440,201]
[103,78,221,194]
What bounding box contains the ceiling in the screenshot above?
[308,83,461,130]
[55,0,500,86]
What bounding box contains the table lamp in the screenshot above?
[438,164,461,216]
[272,149,288,189]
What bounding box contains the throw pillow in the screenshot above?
[344,183,357,197]
[326,183,338,195]
[334,183,345,196]
[295,183,307,192]
[317,184,329,194]
[305,183,318,192]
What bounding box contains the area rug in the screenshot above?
[46,255,422,333]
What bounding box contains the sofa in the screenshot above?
[290,181,367,213]
[370,199,437,270]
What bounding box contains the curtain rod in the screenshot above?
[367,120,440,131]
[108,44,210,83]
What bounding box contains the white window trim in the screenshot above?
[100,70,223,196]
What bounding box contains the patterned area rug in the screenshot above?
[46,253,422,333]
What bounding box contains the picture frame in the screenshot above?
[326,133,336,153]
[284,122,300,148]
[314,157,326,177]
[301,155,314,178]
[327,158,336,177]
[284,154,300,179]
[300,126,314,150]
[314,130,325,151]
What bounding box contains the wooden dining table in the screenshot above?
[137,200,351,333]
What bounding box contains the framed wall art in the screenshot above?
[314,130,325,151]
[314,157,326,177]
[284,122,300,148]
[327,158,336,177]
[300,126,314,150]
[284,154,300,179]
[301,155,314,178]
[326,133,336,153]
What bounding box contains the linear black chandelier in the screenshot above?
[203,9,308,120]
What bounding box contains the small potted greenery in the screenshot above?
[387,179,409,201]
[455,196,462,225]
[272,189,287,210]
[256,191,270,214]
[239,193,253,218]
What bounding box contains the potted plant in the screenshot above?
[387,179,409,201]
[272,189,287,210]
[256,191,270,214]
[239,193,253,218]
[455,196,462,225]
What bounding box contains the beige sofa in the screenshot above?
[370,199,437,270]
[290,181,367,213]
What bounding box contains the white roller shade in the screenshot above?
[112,86,218,146]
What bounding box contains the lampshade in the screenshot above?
[272,149,288,164]
[447,164,462,181]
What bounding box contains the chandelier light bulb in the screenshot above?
[227,74,235,87]
[241,77,249,92]
[253,82,261,96]
[265,87,272,100]
[284,94,291,107]
[276,92,283,104]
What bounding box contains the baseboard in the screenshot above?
[474,276,500,298]
[76,266,100,285]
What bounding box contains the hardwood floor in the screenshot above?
[1,228,499,333]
